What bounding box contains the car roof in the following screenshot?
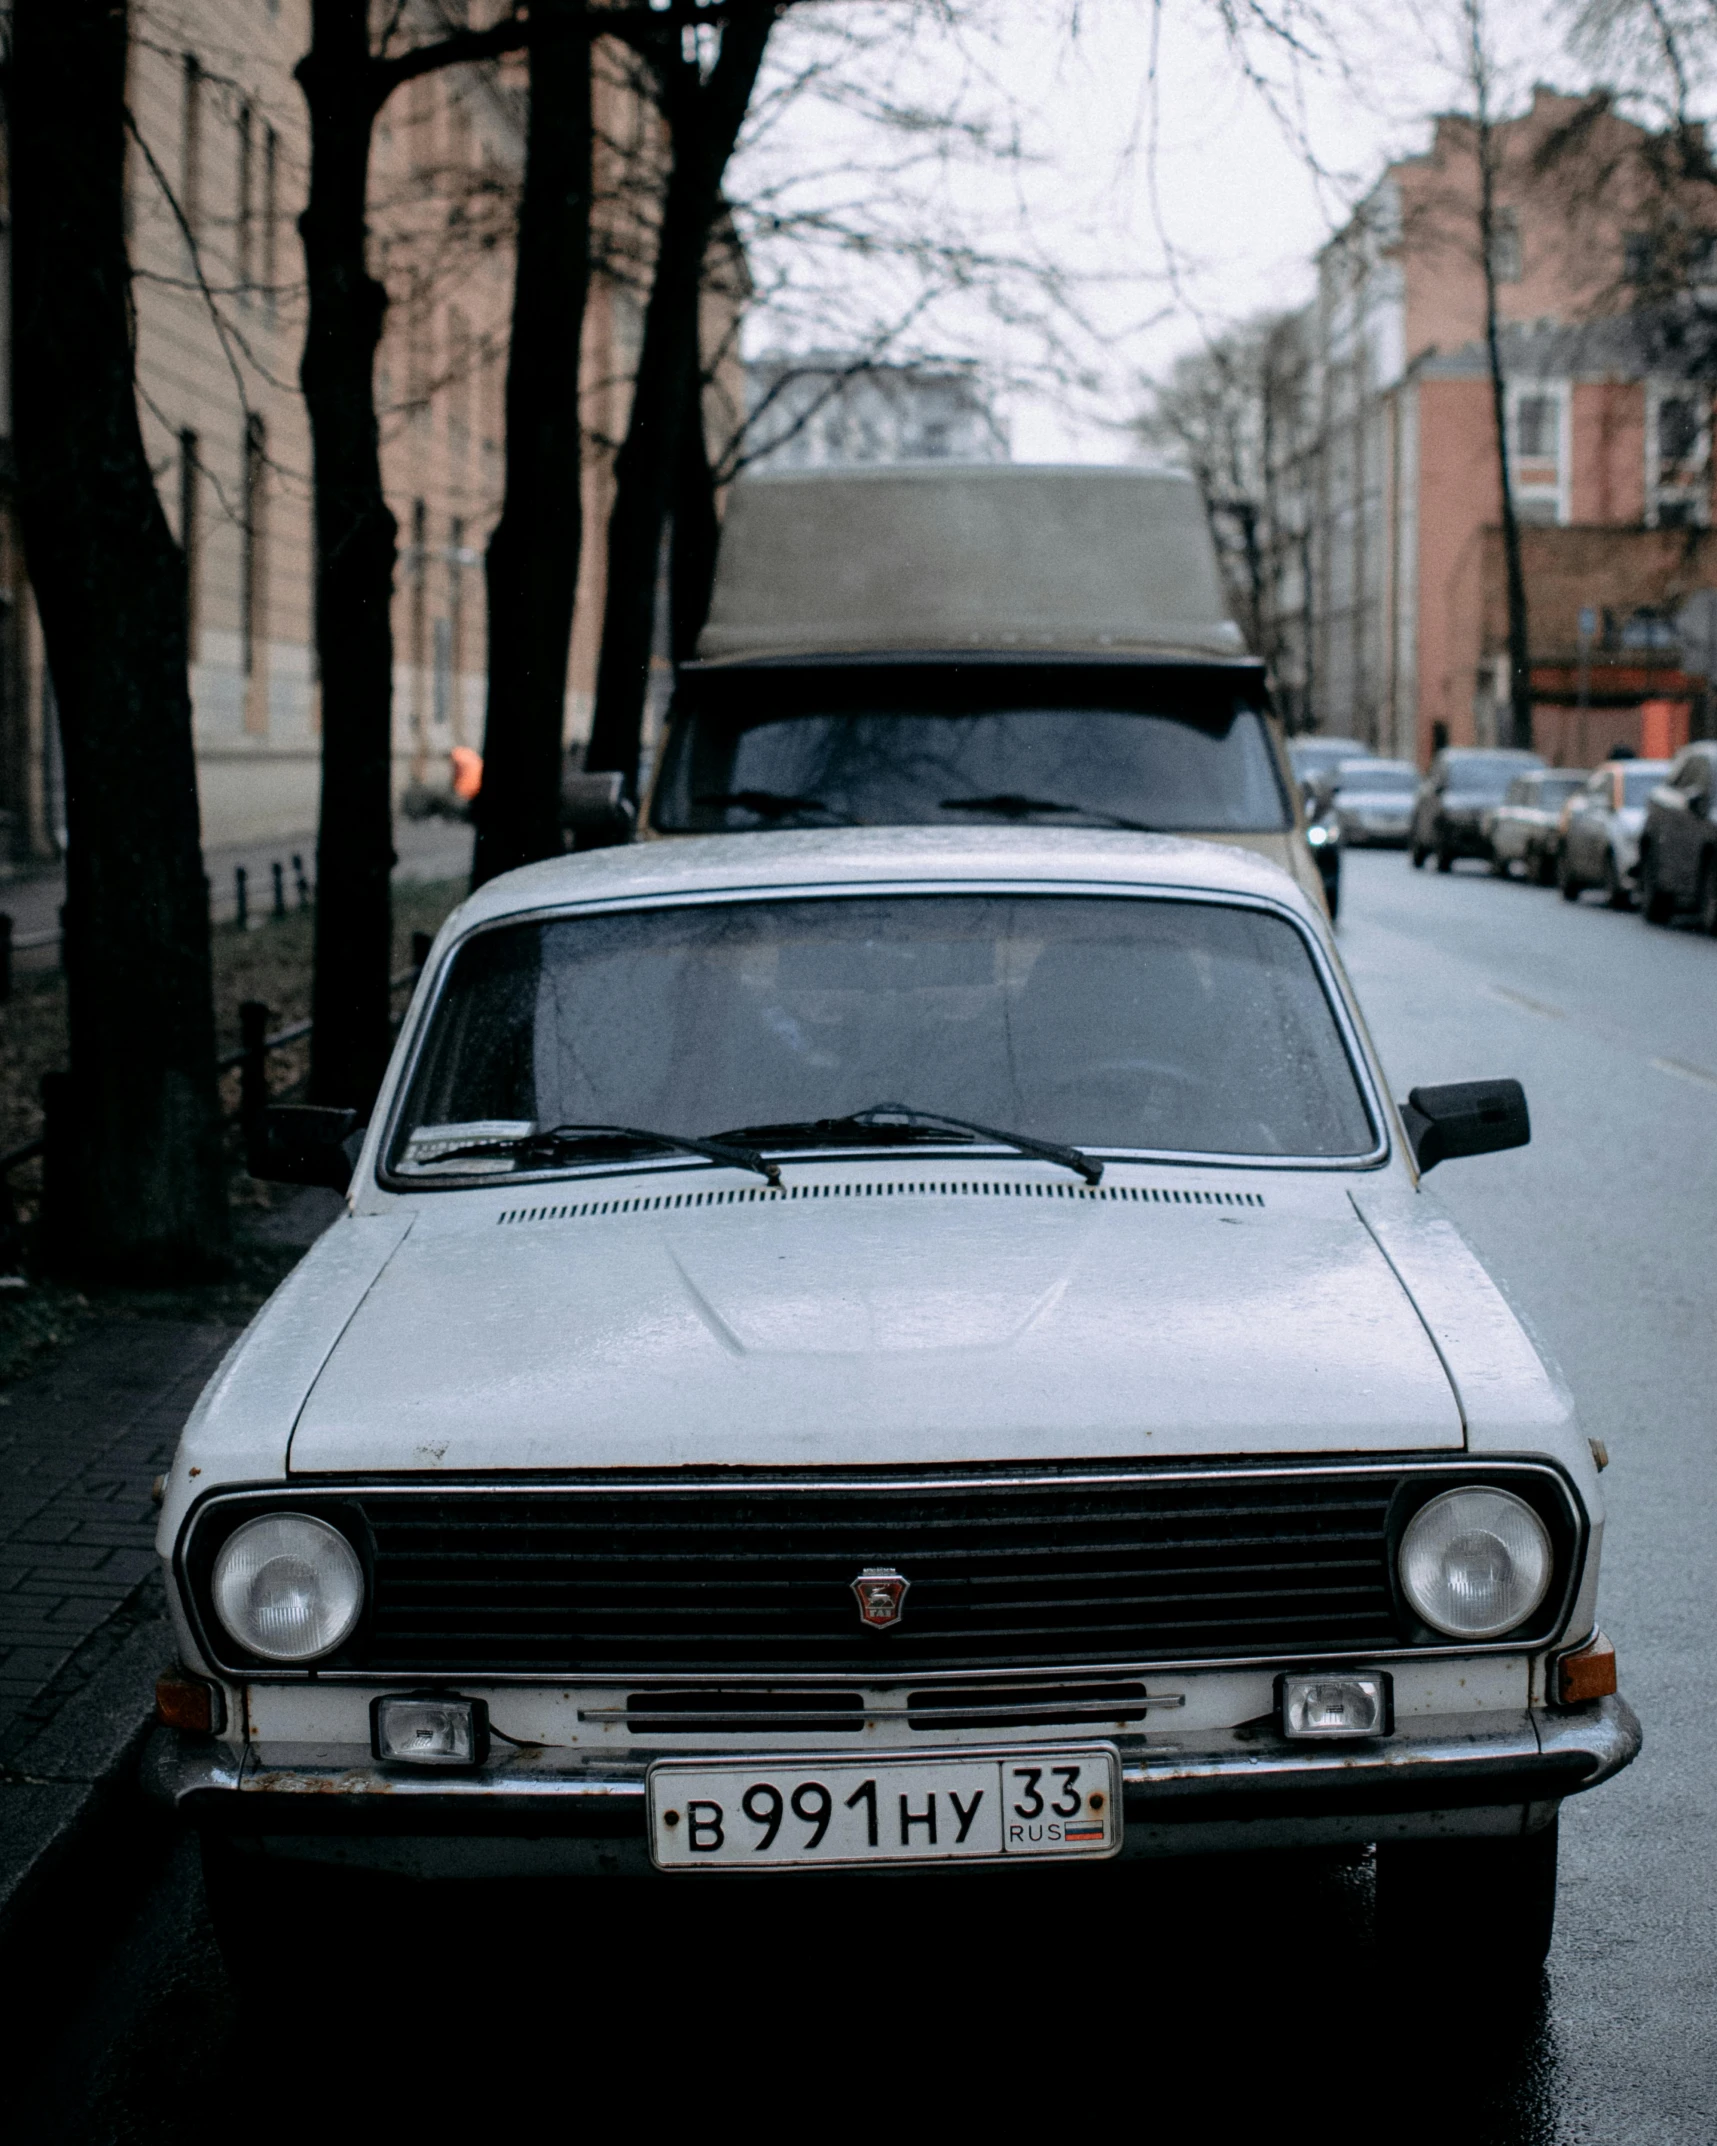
[454,828,1322,935]
[1337,756,1415,775]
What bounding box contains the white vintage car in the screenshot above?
[148,828,1637,1982]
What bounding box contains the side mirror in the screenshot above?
[250,1105,365,1189]
[561,768,637,851]
[1398,1079,1529,1172]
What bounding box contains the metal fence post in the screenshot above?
[234,865,248,931]
[293,853,311,910]
[0,913,11,1004]
[38,1069,70,1273]
[411,930,433,973]
[272,861,286,920]
[239,1000,269,1169]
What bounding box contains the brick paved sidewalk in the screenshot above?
[0,1320,241,1930]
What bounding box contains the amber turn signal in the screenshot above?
[155,1667,225,1735]
[1555,1631,1617,1706]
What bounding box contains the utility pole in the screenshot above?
[1465,0,1534,752]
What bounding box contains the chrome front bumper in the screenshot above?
[144,1697,1641,1873]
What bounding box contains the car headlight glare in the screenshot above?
[1398,1487,1552,1640]
[211,1513,365,1662]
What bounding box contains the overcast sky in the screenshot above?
[736,0,1644,463]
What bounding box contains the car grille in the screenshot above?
[343,1470,1408,1676]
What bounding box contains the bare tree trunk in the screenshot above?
[11,0,230,1279]
[584,6,776,797]
[1234,499,1266,656]
[1467,0,1533,751]
[298,2,397,1110]
[670,362,722,664]
[473,1,593,889]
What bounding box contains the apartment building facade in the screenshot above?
[0,1,677,863]
[1301,87,1716,765]
[743,353,1009,471]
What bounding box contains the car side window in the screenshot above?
[1674,754,1704,793]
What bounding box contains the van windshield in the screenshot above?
[650,666,1291,835]
[388,893,1376,1182]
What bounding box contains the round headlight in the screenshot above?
[1398,1487,1553,1640]
[211,1514,364,1662]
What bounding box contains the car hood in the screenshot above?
[283,1170,1464,1473]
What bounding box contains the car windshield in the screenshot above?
[389,894,1375,1179]
[1538,774,1587,804]
[651,668,1290,834]
[1622,768,1665,806]
[1444,755,1540,797]
[1338,765,1416,796]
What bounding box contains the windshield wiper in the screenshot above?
[939,794,1156,834]
[434,1123,781,1186]
[696,789,853,824]
[713,1103,1102,1186]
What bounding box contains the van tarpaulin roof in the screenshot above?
[698,464,1245,662]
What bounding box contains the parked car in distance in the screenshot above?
[1485,769,1590,885]
[149,828,1636,1995]
[1287,736,1368,789]
[1411,748,1545,871]
[1558,760,1671,908]
[1332,757,1418,847]
[1297,771,1343,918]
[1639,740,1717,931]
[648,466,1329,911]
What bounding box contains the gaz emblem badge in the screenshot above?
[852,1567,910,1629]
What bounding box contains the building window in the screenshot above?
[409,498,428,755]
[181,55,203,246]
[178,430,200,655]
[262,126,278,307]
[448,515,466,744]
[1490,207,1522,285]
[236,102,253,291]
[1508,382,1567,525]
[1649,383,1708,528]
[446,307,470,461]
[407,282,431,432]
[242,415,269,732]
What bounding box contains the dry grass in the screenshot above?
[0,878,468,1382]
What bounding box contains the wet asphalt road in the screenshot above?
[13,845,1717,2143]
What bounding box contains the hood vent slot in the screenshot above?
[497,1181,1265,1227]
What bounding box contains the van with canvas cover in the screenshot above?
[644,464,1326,906]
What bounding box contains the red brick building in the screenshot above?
[1304,87,1714,765]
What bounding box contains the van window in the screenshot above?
[651,666,1291,835]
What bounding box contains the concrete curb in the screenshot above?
[0,1576,173,1959]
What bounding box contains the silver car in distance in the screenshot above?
[147,829,1637,1991]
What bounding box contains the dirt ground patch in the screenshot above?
[0,878,467,1381]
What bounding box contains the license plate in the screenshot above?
[647,1746,1122,1871]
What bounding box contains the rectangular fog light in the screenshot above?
[1278,1672,1390,1740]
[373,1693,489,1768]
